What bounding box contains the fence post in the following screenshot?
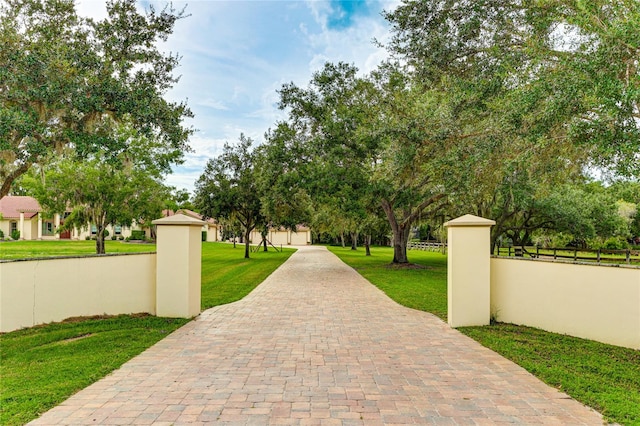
[444,214,496,327]
[152,214,205,318]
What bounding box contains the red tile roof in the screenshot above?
[0,196,41,219]
[176,209,217,225]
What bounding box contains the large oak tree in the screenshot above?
[0,0,192,197]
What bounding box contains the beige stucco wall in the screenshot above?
[491,258,640,350]
[0,218,35,239]
[154,221,201,318]
[0,220,10,237]
[446,218,493,327]
[205,224,220,242]
[0,253,156,332]
[290,230,311,245]
[25,218,38,240]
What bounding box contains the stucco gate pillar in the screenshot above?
[444,214,495,328]
[152,214,205,318]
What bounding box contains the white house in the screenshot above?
[0,195,141,240]
[0,195,312,244]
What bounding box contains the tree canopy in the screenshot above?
[31,120,172,254]
[384,0,640,178]
[194,134,264,259]
[0,0,192,197]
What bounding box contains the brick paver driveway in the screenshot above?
[31,246,605,425]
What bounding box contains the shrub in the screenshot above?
[0,229,4,238]
[11,230,20,240]
[118,235,124,241]
[111,236,117,240]
[603,237,629,250]
[130,230,146,240]
[103,229,109,237]
[85,236,91,241]
[202,231,207,242]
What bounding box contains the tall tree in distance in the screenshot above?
[0,0,193,197]
[32,120,172,254]
[195,134,264,259]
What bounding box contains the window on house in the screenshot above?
[114,225,122,235]
[42,222,54,236]
[10,222,17,233]
[91,225,97,235]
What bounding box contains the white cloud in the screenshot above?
[303,12,391,75]
[198,98,229,111]
[74,0,108,21]
[74,0,395,195]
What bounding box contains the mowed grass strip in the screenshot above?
[0,241,294,425]
[0,315,190,426]
[329,245,640,426]
[459,324,640,425]
[0,240,156,259]
[327,245,447,320]
[201,242,296,309]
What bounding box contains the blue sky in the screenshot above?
[76,0,398,193]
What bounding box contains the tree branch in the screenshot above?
[0,162,32,198]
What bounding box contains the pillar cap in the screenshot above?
[152,213,205,226]
[444,214,495,227]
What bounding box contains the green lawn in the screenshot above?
[201,242,296,309]
[0,239,156,259]
[0,241,294,426]
[329,245,640,426]
[3,242,638,425]
[327,245,448,320]
[0,315,189,426]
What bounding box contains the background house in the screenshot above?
[0,196,141,240]
[170,208,222,242]
[0,196,311,244]
[249,226,312,246]
[0,196,42,240]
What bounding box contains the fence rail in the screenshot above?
[496,246,640,265]
[407,241,447,252]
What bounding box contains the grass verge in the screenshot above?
[201,242,296,309]
[459,323,640,425]
[327,245,447,320]
[0,242,294,425]
[329,245,640,426]
[0,315,189,426]
[0,240,156,259]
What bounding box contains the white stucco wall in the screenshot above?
[0,253,156,332]
[491,258,640,350]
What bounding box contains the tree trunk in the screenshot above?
[340,232,345,248]
[490,227,500,255]
[365,234,371,256]
[244,228,251,259]
[0,162,31,198]
[262,229,268,252]
[391,224,411,264]
[350,231,358,250]
[380,199,411,264]
[95,227,106,254]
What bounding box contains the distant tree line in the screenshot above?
[195,0,640,263]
